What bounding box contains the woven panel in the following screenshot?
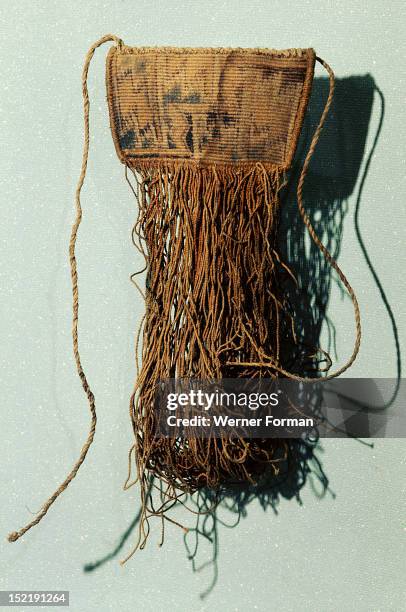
[106,46,315,167]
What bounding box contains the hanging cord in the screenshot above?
[8,34,124,544]
[226,56,361,381]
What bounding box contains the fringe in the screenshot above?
[122,161,307,560]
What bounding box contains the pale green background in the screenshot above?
[0,1,405,611]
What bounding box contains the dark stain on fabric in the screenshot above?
[183,92,201,104]
[163,85,182,105]
[185,113,194,153]
[222,112,235,126]
[135,59,146,73]
[119,129,136,149]
[167,134,176,149]
[139,123,151,137]
[163,86,201,106]
[206,111,220,138]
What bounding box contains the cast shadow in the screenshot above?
[279,74,400,392]
[279,75,400,435]
[184,73,399,598]
[84,75,400,596]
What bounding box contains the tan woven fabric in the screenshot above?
[106,46,315,167]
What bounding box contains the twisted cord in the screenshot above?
[8,34,123,544]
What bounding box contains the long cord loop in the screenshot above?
[8,34,123,544]
[226,56,361,381]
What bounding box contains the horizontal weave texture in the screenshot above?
[106,46,315,167]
